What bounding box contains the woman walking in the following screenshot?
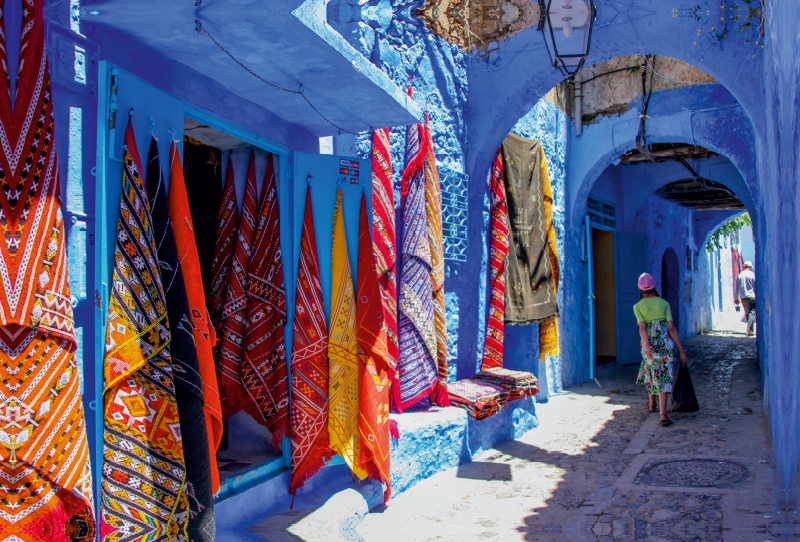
[634,273,688,426]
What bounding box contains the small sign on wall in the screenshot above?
[338,159,361,185]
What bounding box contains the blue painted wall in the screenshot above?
[44,0,800,497]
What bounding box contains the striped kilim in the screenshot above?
[102,120,188,541]
[241,154,289,449]
[328,190,366,478]
[209,156,238,360]
[289,189,334,494]
[369,129,399,407]
[167,142,224,494]
[448,379,508,421]
[422,117,449,405]
[538,146,560,360]
[146,139,215,541]
[397,123,438,411]
[218,152,260,418]
[356,195,392,503]
[482,148,509,369]
[0,0,94,539]
[474,367,539,401]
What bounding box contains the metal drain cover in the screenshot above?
[635,459,748,488]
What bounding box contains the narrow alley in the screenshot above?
[9,3,800,541]
[306,332,776,542]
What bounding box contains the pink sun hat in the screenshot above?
[638,273,656,291]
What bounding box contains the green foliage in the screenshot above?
[706,213,752,252]
[684,1,765,48]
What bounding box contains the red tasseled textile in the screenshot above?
[356,195,393,504]
[370,128,402,410]
[289,188,335,494]
[218,152,260,418]
[482,148,509,369]
[241,155,289,449]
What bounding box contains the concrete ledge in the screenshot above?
[215,398,538,535]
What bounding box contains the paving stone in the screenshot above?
[247,333,786,541]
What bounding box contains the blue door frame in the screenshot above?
[585,218,617,380]
[93,62,299,508]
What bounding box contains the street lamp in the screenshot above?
[540,0,597,78]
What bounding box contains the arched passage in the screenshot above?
[456,54,761,388]
[552,71,760,384]
[661,247,681,331]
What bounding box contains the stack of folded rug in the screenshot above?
[473,367,540,401]
[448,379,509,420]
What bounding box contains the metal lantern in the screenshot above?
[540,0,597,77]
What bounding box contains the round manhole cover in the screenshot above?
[645,460,747,487]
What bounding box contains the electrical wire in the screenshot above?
[579,64,642,85]
[635,55,656,162]
[194,15,358,135]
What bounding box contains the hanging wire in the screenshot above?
[194,13,357,135]
[635,55,656,162]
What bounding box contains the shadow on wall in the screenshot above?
[661,247,681,331]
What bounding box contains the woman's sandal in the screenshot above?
[660,417,673,427]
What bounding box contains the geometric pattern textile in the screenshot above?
[0,0,94,538]
[539,317,560,360]
[209,156,238,355]
[540,145,559,293]
[369,129,400,407]
[0,0,74,341]
[289,189,334,495]
[356,195,392,504]
[473,367,539,401]
[501,134,558,324]
[397,124,438,411]
[241,154,289,450]
[146,139,214,541]
[0,327,95,542]
[168,143,224,494]
[482,148,509,369]
[448,379,508,421]
[328,190,366,479]
[218,152,259,418]
[422,117,449,405]
[538,147,560,360]
[101,120,188,541]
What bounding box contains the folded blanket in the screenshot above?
[448,379,509,420]
[473,367,540,401]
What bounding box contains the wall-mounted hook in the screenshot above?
[128,107,134,116]
[306,175,313,187]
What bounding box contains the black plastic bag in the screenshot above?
[672,364,699,412]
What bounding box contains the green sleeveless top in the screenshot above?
[633,297,672,324]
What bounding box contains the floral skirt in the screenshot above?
[636,319,676,394]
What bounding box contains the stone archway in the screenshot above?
[555,101,758,391]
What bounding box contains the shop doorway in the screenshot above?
[591,229,617,365]
[661,248,681,331]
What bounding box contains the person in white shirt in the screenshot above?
[735,261,756,336]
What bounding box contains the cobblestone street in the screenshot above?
[354,333,783,541]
